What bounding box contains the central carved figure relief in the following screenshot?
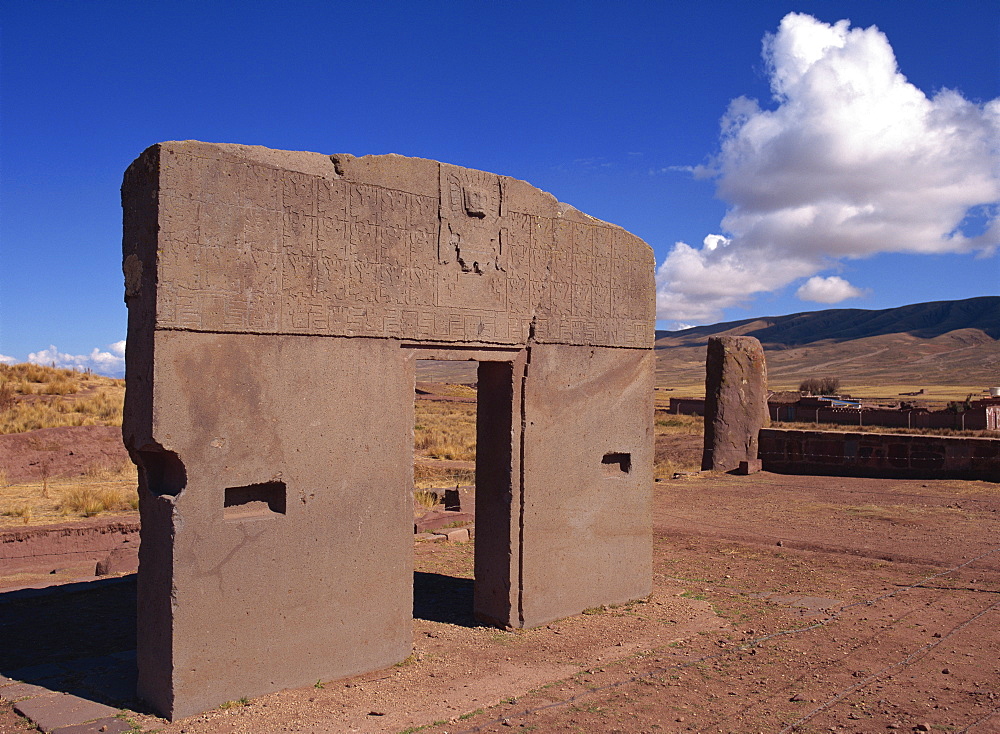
[121,142,655,720]
[440,165,503,275]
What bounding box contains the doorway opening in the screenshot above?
[412,357,517,628]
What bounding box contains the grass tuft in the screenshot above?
[413,489,440,509]
[2,504,33,524]
[58,486,139,517]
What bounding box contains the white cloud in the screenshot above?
[657,12,1000,323]
[0,354,16,365]
[26,342,126,377]
[796,275,867,303]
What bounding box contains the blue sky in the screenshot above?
[1,1,997,375]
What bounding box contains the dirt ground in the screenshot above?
[1,471,998,733]
[0,426,128,486]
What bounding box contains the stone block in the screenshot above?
[95,545,139,576]
[702,336,769,472]
[415,511,474,533]
[122,142,655,719]
[0,682,55,702]
[13,693,118,733]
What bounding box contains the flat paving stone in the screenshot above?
[52,717,134,733]
[14,692,119,732]
[0,681,56,701]
[415,532,446,542]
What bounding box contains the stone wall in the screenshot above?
[759,428,1000,481]
[769,404,996,431]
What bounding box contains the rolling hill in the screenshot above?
[655,296,1000,395]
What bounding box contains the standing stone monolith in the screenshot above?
[122,141,655,720]
[701,336,768,473]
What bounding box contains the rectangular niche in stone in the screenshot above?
[223,481,286,520]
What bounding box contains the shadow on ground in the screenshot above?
[413,571,477,627]
[0,570,479,710]
[0,575,138,708]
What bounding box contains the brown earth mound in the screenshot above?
[0,426,129,485]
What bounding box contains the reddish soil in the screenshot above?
[2,471,998,733]
[0,426,129,484]
[655,433,703,473]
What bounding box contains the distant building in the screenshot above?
[666,395,1000,431]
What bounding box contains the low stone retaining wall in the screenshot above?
[0,517,140,575]
[759,429,1000,481]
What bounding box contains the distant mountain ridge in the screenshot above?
[655,297,1000,390]
[656,296,1000,347]
[416,297,1000,389]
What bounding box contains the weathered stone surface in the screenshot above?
[414,510,474,533]
[444,528,470,542]
[51,718,135,734]
[759,428,1000,481]
[125,142,652,349]
[122,142,655,720]
[13,692,118,732]
[94,544,139,576]
[0,682,54,701]
[701,336,769,472]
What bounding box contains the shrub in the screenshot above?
[799,377,841,395]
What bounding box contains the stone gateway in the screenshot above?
[121,142,655,719]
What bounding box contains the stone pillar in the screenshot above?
[701,336,768,473]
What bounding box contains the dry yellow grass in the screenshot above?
[413,462,475,489]
[413,489,442,509]
[427,383,478,399]
[59,486,137,517]
[414,399,477,461]
[2,504,33,524]
[0,363,124,434]
[654,413,703,436]
[0,460,138,527]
